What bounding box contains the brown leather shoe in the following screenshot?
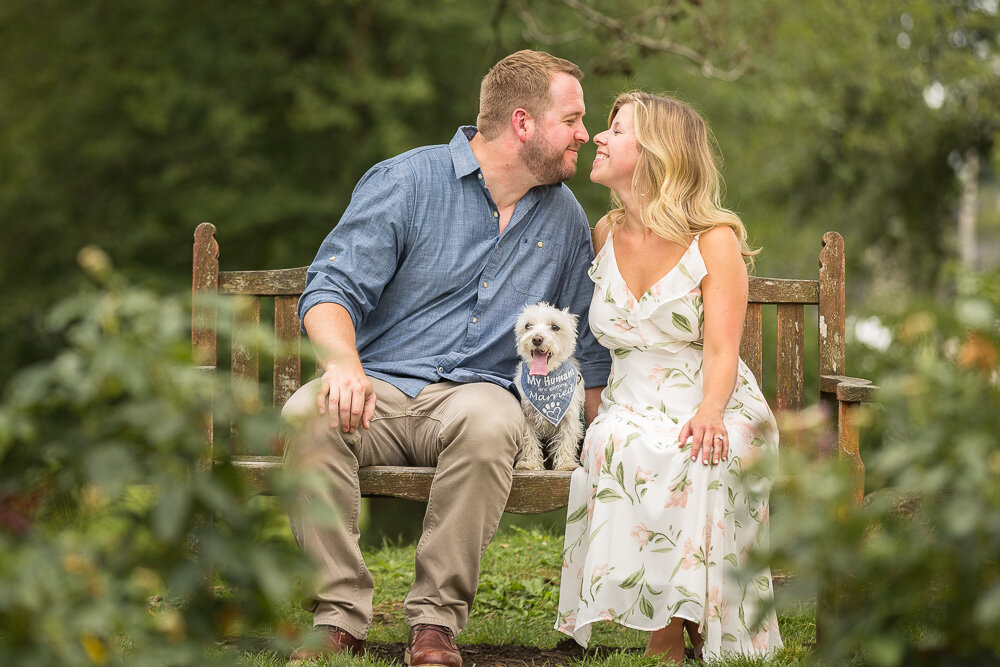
[288,625,364,664]
[405,623,462,667]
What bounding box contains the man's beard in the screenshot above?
[520,134,578,184]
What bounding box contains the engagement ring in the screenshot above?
[713,434,724,440]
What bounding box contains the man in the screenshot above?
[283,50,610,666]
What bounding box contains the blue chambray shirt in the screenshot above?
[299,126,611,397]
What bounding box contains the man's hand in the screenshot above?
[316,360,376,433]
[303,303,376,434]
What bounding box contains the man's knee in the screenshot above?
[281,378,359,464]
[441,384,523,460]
[281,377,323,427]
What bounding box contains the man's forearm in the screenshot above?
[302,302,363,371]
[303,302,377,432]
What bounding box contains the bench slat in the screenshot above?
[776,303,805,411]
[818,232,846,376]
[748,277,818,304]
[220,268,308,295]
[232,296,261,449]
[218,270,818,304]
[741,302,763,387]
[274,296,301,409]
[233,457,573,515]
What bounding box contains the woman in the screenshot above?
[555,91,783,662]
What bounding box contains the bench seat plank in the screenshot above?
[232,457,573,515]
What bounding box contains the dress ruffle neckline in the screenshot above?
[589,233,707,318]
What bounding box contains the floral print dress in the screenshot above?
[555,233,783,660]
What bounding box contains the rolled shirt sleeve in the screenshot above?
[298,164,410,329]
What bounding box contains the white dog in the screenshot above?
[513,302,585,471]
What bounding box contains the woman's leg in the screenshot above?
[645,617,685,663]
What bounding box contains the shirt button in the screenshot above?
[438,366,444,373]
[482,281,488,288]
[493,211,499,218]
[537,241,544,248]
[471,317,478,323]
[478,173,483,180]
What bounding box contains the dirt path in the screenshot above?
[366,639,698,665]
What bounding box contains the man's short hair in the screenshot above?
[477,50,584,141]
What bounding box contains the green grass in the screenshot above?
[231,516,817,666]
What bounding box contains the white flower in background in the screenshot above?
[851,315,892,352]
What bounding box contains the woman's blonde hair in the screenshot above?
[606,91,758,265]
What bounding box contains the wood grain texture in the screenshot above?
[748,277,819,304]
[231,296,261,450]
[197,366,215,468]
[220,267,308,295]
[231,296,260,396]
[838,401,865,507]
[819,374,879,402]
[740,302,763,387]
[192,223,219,368]
[273,296,301,409]
[192,224,219,468]
[818,232,846,376]
[776,304,805,411]
[232,459,574,514]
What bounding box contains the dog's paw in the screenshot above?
[515,459,545,471]
[553,460,582,471]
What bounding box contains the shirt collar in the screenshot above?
[449,126,482,179]
[448,125,554,199]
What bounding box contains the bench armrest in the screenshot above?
[819,374,879,403]
[819,375,877,507]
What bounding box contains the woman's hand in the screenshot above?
[677,410,728,466]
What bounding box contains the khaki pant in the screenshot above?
[281,377,522,639]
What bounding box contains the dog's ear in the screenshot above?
[562,306,579,323]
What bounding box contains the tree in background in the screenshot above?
[1,0,996,369]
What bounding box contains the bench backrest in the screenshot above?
[192,223,847,447]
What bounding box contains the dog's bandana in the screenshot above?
[517,359,580,426]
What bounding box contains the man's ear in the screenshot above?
[511,108,533,143]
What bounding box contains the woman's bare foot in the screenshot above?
[645,618,686,663]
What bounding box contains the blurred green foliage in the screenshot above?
[768,270,1000,665]
[0,249,309,666]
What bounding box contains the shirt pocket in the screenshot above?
[511,236,562,299]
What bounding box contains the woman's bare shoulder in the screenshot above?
[698,225,741,260]
[592,215,613,252]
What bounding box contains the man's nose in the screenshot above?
[576,125,590,144]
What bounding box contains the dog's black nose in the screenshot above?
[531,336,543,346]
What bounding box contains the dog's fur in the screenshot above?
[513,302,585,470]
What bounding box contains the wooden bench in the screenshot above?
[192,223,876,512]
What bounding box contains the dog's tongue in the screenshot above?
[529,350,550,376]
